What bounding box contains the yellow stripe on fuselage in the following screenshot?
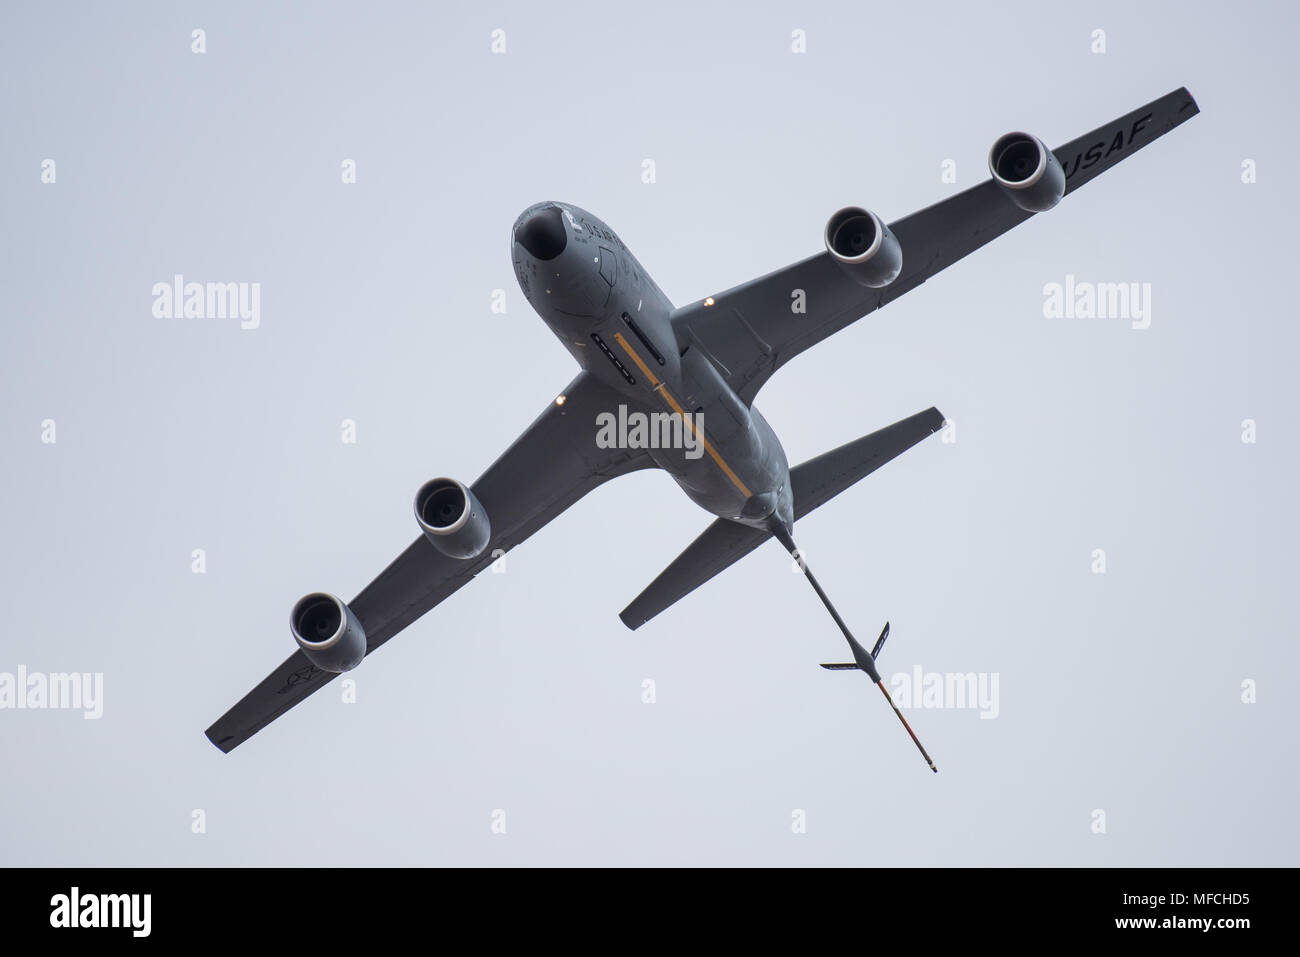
[612,331,753,500]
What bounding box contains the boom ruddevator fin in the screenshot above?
[822,622,890,671]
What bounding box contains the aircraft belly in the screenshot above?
[585,280,791,526]
[654,398,790,527]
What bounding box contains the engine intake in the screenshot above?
[415,477,491,560]
[290,592,367,672]
[988,132,1065,212]
[824,207,902,288]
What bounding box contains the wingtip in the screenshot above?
[204,727,237,754]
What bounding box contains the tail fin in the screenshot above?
[619,408,945,629]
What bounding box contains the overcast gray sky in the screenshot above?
[2,0,1296,866]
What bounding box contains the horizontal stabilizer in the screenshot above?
[620,408,945,629]
[820,663,860,671]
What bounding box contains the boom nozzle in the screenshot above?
[877,679,938,773]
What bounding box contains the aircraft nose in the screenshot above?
[514,205,567,261]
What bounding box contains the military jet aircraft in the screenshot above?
[207,87,1199,765]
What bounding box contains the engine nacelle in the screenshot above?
[824,206,902,288]
[290,592,367,673]
[414,477,491,560]
[988,132,1065,212]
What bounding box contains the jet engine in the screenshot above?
[824,206,902,288]
[290,592,367,672]
[414,477,491,560]
[988,132,1065,212]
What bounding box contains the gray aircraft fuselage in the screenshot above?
[512,201,794,532]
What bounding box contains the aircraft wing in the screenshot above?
[205,371,653,752]
[672,87,1199,405]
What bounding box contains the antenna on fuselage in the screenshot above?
[771,525,938,774]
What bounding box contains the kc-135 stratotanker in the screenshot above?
[208,88,1200,766]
